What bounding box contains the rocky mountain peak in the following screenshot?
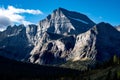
[39,8,95,35]
[53,7,67,13]
[93,22,120,36]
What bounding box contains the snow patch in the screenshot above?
[68,16,88,24]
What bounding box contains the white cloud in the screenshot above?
[0,5,43,31]
[7,6,42,14]
[0,15,12,31]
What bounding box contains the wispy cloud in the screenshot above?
[0,5,43,31]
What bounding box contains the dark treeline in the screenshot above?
[0,55,81,80]
[0,55,120,80]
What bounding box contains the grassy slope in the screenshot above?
[61,60,120,80]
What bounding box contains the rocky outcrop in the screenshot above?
[29,32,76,64]
[70,22,120,63]
[0,25,34,60]
[38,8,95,35]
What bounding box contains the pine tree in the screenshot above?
[113,54,119,64]
[113,54,117,64]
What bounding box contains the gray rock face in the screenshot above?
[0,25,34,60]
[39,8,95,35]
[29,32,76,64]
[71,22,120,64]
[0,8,119,66]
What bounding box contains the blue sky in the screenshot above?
[0,0,120,29]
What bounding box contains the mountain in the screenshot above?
[0,8,120,68]
[39,8,95,35]
[30,22,120,65]
[0,24,34,60]
[28,8,95,64]
[0,8,95,64]
[71,22,120,63]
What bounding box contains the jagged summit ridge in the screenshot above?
[39,8,95,35]
[53,7,67,14]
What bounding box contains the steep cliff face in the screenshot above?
[29,31,76,64]
[0,25,34,60]
[71,28,97,62]
[38,8,95,35]
[70,22,120,64]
